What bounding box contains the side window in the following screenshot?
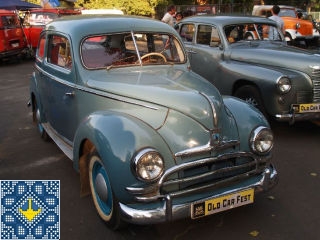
[210,27,221,47]
[224,25,245,44]
[179,24,195,42]
[37,34,46,60]
[197,25,212,45]
[47,35,72,69]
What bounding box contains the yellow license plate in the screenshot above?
[292,103,320,113]
[191,188,254,219]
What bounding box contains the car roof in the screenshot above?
[27,8,81,14]
[46,15,178,38]
[180,15,278,26]
[253,5,296,10]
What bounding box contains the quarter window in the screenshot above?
[37,34,46,60]
[47,35,72,69]
[180,24,195,42]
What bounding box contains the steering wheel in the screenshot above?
[137,52,167,64]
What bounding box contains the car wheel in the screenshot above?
[234,85,267,117]
[284,33,293,45]
[33,99,50,141]
[89,150,124,230]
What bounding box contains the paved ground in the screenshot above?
[0,59,319,240]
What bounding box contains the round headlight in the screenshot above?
[250,126,274,155]
[277,76,291,93]
[133,148,164,182]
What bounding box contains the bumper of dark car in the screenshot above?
[119,164,278,225]
[275,111,320,124]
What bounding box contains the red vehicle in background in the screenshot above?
[0,9,28,60]
[22,8,81,55]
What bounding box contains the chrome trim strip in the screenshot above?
[34,65,159,110]
[175,140,239,157]
[200,92,218,127]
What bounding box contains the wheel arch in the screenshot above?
[73,111,171,200]
[232,79,259,96]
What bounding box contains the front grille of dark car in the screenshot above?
[296,90,313,103]
[311,68,320,102]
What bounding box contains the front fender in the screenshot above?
[285,29,303,40]
[73,111,173,202]
[226,61,312,116]
[223,96,269,151]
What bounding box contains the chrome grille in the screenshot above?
[161,152,266,196]
[127,152,270,201]
[311,67,320,102]
[296,91,313,104]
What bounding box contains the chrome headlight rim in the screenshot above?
[277,76,291,94]
[250,126,274,155]
[132,148,164,182]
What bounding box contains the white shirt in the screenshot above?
[268,15,284,40]
[162,12,174,27]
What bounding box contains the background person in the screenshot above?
[161,5,176,27]
[268,5,285,40]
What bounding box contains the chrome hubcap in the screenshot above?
[95,173,108,202]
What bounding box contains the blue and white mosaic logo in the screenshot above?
[0,180,60,240]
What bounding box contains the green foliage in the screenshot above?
[24,0,320,13]
[75,0,169,16]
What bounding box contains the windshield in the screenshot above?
[224,23,284,44]
[81,32,186,69]
[279,9,296,18]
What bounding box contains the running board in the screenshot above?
[42,123,73,160]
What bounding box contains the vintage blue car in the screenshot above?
[29,15,277,229]
[177,15,320,124]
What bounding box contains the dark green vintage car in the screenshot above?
[29,15,277,229]
[177,15,320,124]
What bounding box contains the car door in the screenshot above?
[180,23,223,88]
[37,33,77,142]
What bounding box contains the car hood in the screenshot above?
[85,66,223,130]
[229,42,320,72]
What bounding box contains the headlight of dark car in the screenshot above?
[250,126,274,155]
[277,76,291,93]
[133,148,164,182]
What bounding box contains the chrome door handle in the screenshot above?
[65,92,75,97]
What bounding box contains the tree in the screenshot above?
[75,0,170,16]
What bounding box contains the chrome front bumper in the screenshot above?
[119,164,278,225]
[275,112,320,124]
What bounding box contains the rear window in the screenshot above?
[279,9,296,18]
